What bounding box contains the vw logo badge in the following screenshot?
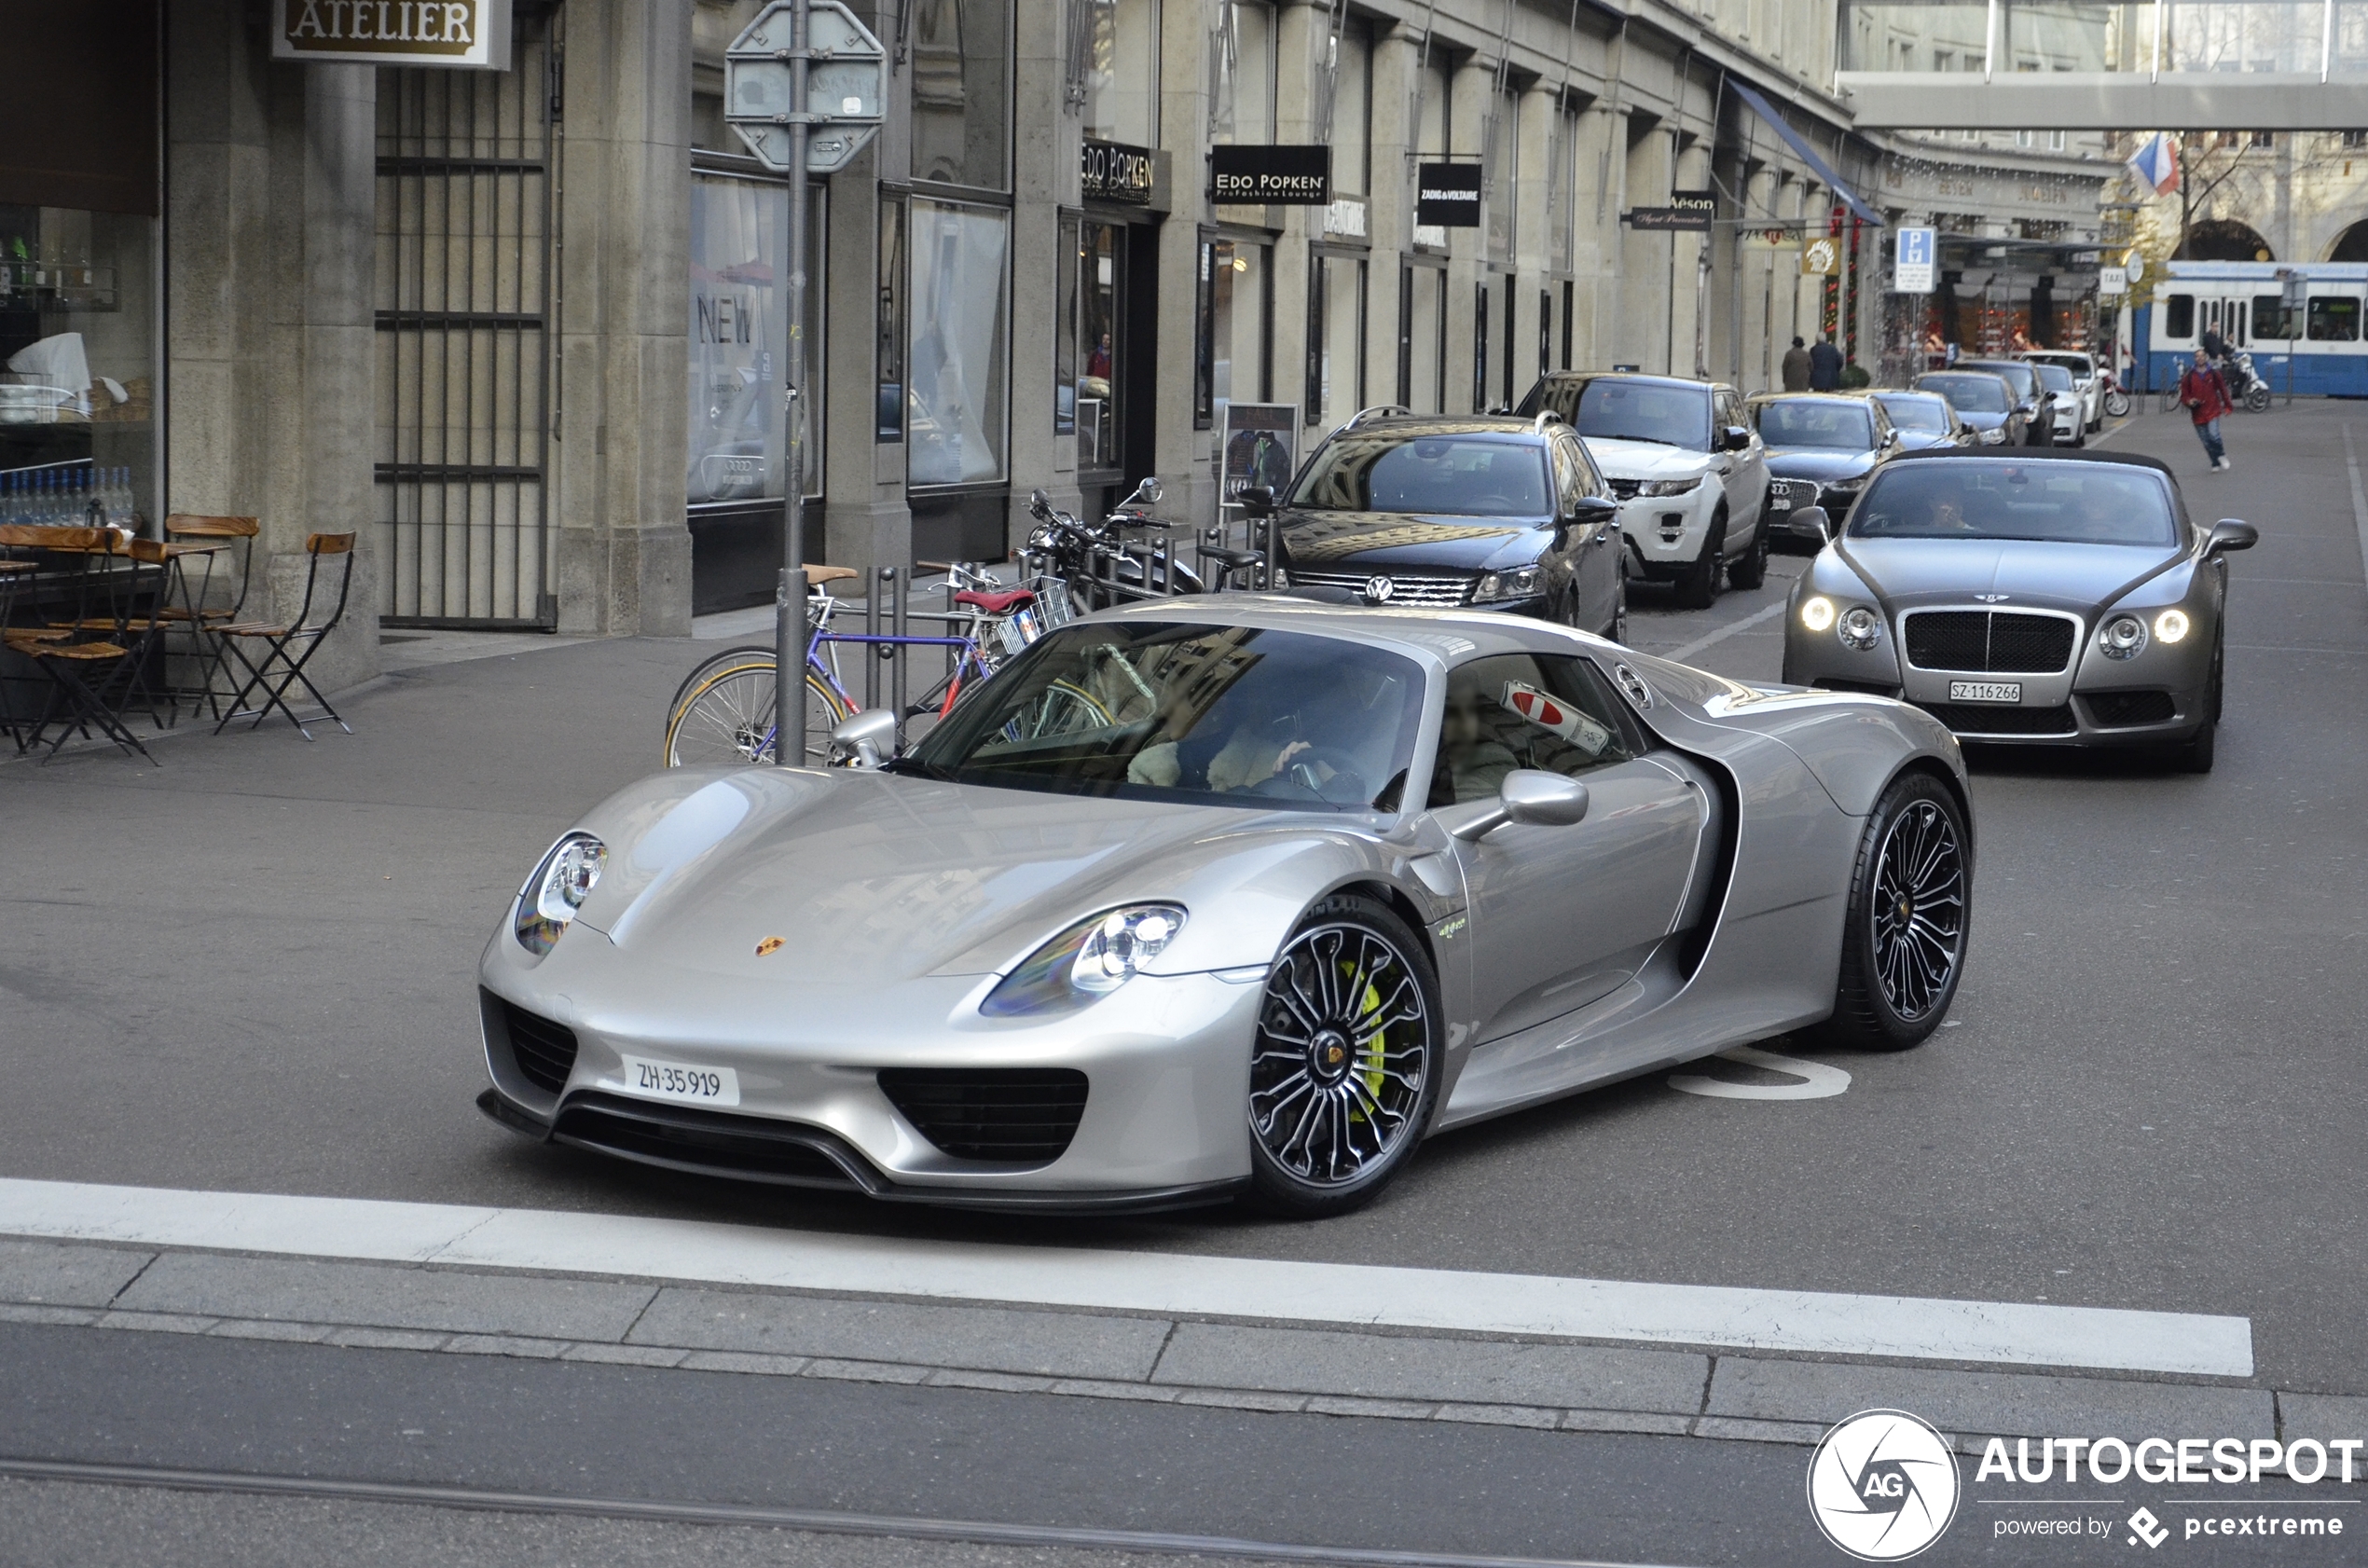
[1364,575,1397,603]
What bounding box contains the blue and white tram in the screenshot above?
[2137,260,2368,396]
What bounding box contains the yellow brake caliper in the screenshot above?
[1346,962,1386,1121]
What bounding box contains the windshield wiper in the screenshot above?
[881,756,954,780]
[1587,432,1686,447]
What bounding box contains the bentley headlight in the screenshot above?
[981,904,1188,1015]
[1978,426,2007,445]
[515,832,607,956]
[2154,608,2191,644]
[1800,595,1837,632]
[1474,565,1542,602]
[1837,606,1882,650]
[2100,614,2148,660]
[1637,476,1702,497]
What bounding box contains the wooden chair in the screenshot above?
[214,531,358,740]
[161,515,261,720]
[0,526,160,763]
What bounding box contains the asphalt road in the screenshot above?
[4,404,2364,1401]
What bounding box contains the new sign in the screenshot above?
[1211,146,1331,205]
[1415,163,1482,228]
[1894,227,1936,294]
[274,0,512,67]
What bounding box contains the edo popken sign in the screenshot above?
[1211,145,1330,205]
[1083,141,1155,205]
[273,0,513,67]
[1414,163,1481,227]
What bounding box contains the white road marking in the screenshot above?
[1667,1045,1851,1100]
[2341,425,2368,595]
[1662,600,1785,664]
[0,1177,2252,1377]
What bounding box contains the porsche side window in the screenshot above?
[1428,654,1636,807]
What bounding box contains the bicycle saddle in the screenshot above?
[1200,546,1263,569]
[805,565,860,585]
[954,587,1036,613]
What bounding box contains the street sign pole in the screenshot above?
[775,0,811,768]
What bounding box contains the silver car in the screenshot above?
[479,600,1973,1217]
[1781,449,2256,772]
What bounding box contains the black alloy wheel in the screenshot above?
[2173,633,2223,774]
[1812,772,1969,1052]
[1246,893,1444,1217]
[1675,508,1726,610]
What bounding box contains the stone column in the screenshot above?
[1447,54,1492,412]
[1154,0,1216,526]
[550,0,695,636]
[1672,136,1711,378]
[1618,117,1672,371]
[166,0,380,693]
[1003,0,1075,550]
[1565,101,1623,375]
[1512,81,1553,390]
[1273,0,1324,436]
[1366,24,1421,406]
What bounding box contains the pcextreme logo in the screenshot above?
[1807,1410,1962,1561]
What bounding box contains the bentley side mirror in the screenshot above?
[1723,425,1753,451]
[2206,518,2259,556]
[829,708,899,769]
[1238,485,1276,517]
[1451,770,1592,842]
[1787,505,1833,546]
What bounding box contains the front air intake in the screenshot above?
[497,997,579,1094]
[877,1068,1090,1164]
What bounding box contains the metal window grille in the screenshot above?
[373,13,558,628]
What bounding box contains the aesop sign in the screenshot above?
[1210,145,1331,205]
[273,0,514,68]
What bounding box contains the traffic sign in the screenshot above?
[1894,227,1936,294]
[2098,266,2127,296]
[724,1,887,174]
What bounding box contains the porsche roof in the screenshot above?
[1088,592,1604,669]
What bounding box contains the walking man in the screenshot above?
[1782,336,1812,391]
[2179,348,2233,472]
[1809,334,1844,391]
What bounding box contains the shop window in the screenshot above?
[1077,222,1124,469]
[1055,214,1080,438]
[1537,289,1552,381]
[1400,265,1445,414]
[909,199,1012,485]
[877,198,907,442]
[911,0,1013,190]
[1472,282,1491,413]
[687,172,823,504]
[1196,237,1270,429]
[1212,0,1276,144]
[1083,0,1160,148]
[0,204,157,529]
[1307,252,1367,431]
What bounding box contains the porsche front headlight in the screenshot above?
[1637,476,1702,498]
[515,832,607,956]
[981,904,1188,1016]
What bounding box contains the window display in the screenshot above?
[1083,0,1159,148]
[1196,238,1269,429]
[910,0,1012,189]
[908,199,1011,486]
[0,205,157,530]
[686,172,823,504]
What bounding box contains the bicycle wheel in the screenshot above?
[999,678,1114,742]
[665,652,849,767]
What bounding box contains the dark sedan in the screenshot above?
[1871,390,1977,452]
[1957,359,2052,444]
[1747,392,1899,550]
[1258,413,1629,639]
[1914,371,2028,447]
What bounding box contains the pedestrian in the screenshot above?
[2179,348,2233,473]
[2200,323,2230,366]
[1809,334,1844,391]
[1781,336,1812,391]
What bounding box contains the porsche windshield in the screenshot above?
[1849,461,2181,547]
[1757,399,1874,450]
[901,621,1428,811]
[1287,433,1550,516]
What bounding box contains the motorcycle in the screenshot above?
[2224,351,2275,413]
[2097,364,2132,420]
[1021,476,1205,612]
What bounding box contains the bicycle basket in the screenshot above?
[1033,576,1077,628]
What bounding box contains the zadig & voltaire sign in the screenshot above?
[273,0,515,69]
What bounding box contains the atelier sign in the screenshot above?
[273,0,513,68]
[1415,163,1482,227]
[1211,145,1331,205]
[1083,141,1155,205]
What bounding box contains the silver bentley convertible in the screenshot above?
[1780,448,2256,771]
[478,600,1973,1216]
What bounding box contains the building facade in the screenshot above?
[0,0,2115,684]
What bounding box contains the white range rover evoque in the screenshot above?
[1515,371,1770,608]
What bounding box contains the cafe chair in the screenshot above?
[1,526,161,764]
[213,531,358,740]
[160,514,261,720]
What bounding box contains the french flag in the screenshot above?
[2127,132,2180,196]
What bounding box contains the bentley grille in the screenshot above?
[1903,610,2076,674]
[1287,569,1474,607]
[1918,702,2079,736]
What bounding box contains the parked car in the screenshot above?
[1957,359,2052,444]
[1747,391,1900,552]
[2027,360,2087,447]
[1913,371,2029,447]
[1780,448,2256,771]
[1250,412,1628,640]
[478,598,1972,1216]
[1871,390,1979,453]
[2021,350,2103,432]
[1513,372,1770,608]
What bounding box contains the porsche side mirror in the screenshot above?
[2206,518,2259,556]
[829,708,899,769]
[1787,505,1833,546]
[1238,485,1276,517]
[1451,770,1591,842]
[1723,425,1753,451]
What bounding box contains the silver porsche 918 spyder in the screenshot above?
[1780,448,2257,772]
[477,599,1973,1217]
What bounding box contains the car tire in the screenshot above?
[2172,636,2223,774]
[1604,568,1629,643]
[1675,509,1726,609]
[1245,892,1445,1218]
[1726,507,1769,590]
[1809,771,1970,1052]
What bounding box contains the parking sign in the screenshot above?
[1895,227,1936,294]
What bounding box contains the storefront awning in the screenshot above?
[1728,79,1884,228]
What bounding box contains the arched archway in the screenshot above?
[2328,220,2368,261]
[2183,220,2274,262]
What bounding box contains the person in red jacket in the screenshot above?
[2179,349,2233,472]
